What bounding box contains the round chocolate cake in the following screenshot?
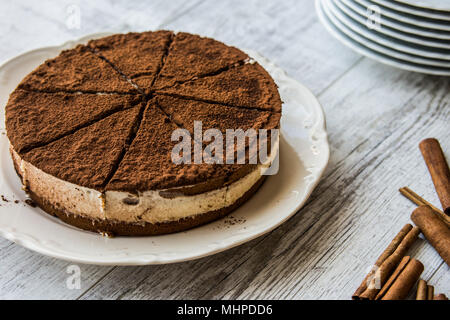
[5,31,282,236]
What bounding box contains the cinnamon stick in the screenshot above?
[434,294,448,300]
[416,279,428,300]
[353,224,420,300]
[376,256,423,300]
[427,285,434,300]
[375,256,409,300]
[399,186,450,227]
[419,138,450,215]
[411,205,450,266]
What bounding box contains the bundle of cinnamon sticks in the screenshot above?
[353,138,450,300]
[352,225,422,300]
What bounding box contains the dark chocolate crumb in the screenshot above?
[1,195,9,202]
[223,215,246,227]
[25,199,37,207]
[14,200,19,204]
[213,215,246,230]
[122,197,140,205]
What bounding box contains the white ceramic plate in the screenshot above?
[0,33,329,265]
[327,0,450,63]
[354,0,450,31]
[370,0,450,20]
[316,0,450,75]
[334,0,450,50]
[322,1,450,69]
[396,0,450,12]
[341,0,450,39]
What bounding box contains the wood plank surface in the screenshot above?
[0,0,448,300]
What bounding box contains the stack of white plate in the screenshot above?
[316,0,450,75]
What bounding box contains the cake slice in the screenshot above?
[155,95,278,135]
[20,105,142,190]
[155,63,281,112]
[106,99,212,193]
[6,89,142,153]
[154,94,278,159]
[147,32,249,90]
[88,31,174,87]
[154,94,279,183]
[18,45,138,94]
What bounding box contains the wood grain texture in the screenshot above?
[0,0,448,300]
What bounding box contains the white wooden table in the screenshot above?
[0,0,448,300]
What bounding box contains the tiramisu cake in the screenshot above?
[5,31,282,236]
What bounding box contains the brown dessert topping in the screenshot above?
[6,89,142,153]
[88,31,174,84]
[18,45,138,94]
[152,32,249,89]
[156,63,282,113]
[22,106,142,190]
